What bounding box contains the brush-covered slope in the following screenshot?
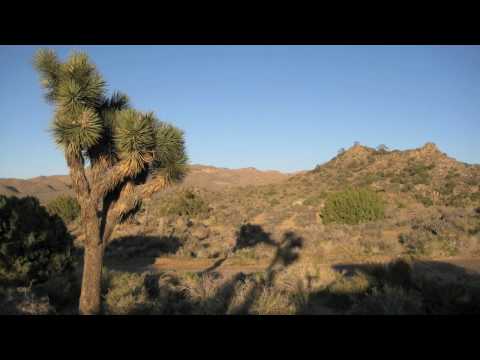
[139,142,480,263]
[294,142,480,207]
[162,142,480,229]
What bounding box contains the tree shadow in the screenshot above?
[227,230,303,314]
[141,224,304,314]
[233,223,277,251]
[103,235,183,272]
[298,258,480,315]
[199,224,303,314]
[198,223,277,276]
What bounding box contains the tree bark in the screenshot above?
[79,239,104,315]
[79,208,104,315]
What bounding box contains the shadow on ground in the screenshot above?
[103,235,182,272]
[43,223,480,315]
[296,259,480,315]
[142,224,304,314]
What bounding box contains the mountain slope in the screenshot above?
[0,165,293,203]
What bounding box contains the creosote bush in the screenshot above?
[46,195,80,223]
[0,195,73,286]
[322,188,385,225]
[161,188,209,218]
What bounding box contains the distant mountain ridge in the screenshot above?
[0,164,293,203]
[1,143,478,206]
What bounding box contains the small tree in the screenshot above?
[34,49,188,314]
[46,195,80,223]
[0,195,73,286]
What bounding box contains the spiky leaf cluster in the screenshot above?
[114,109,156,174]
[34,49,188,183]
[153,121,188,182]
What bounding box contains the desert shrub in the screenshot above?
[103,271,152,314]
[0,285,54,315]
[0,195,73,286]
[399,220,460,257]
[349,285,423,314]
[36,269,82,312]
[399,232,430,256]
[160,188,210,218]
[322,188,385,225]
[182,272,227,314]
[358,172,387,187]
[415,194,433,207]
[405,162,434,185]
[269,198,280,206]
[358,237,397,256]
[417,276,480,314]
[445,193,469,207]
[325,271,372,310]
[304,193,326,207]
[439,181,455,196]
[249,286,295,314]
[46,195,80,223]
[470,191,480,203]
[464,176,478,187]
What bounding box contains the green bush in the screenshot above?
[322,188,385,225]
[46,195,80,223]
[0,195,73,286]
[161,188,209,218]
[405,162,434,185]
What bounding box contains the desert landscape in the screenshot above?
[1,45,479,315]
[2,141,480,315]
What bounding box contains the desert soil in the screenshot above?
[106,254,480,278]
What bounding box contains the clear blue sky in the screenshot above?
[1,45,479,179]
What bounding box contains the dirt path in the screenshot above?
[151,257,270,276]
[105,253,480,278]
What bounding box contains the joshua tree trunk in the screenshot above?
[79,238,104,315]
[79,209,104,315]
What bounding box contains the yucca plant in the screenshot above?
[34,49,188,314]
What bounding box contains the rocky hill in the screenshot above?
[293,142,480,208]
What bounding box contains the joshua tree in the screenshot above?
[34,49,188,314]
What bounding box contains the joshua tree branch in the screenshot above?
[101,181,138,244]
[101,174,170,244]
[136,174,169,199]
[91,159,133,202]
[66,153,91,202]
